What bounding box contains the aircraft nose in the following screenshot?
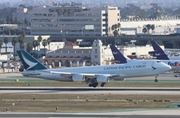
[163,63,172,71]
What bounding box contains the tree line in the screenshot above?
[0,32,51,60]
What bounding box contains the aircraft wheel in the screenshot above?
[154,79,158,82]
[89,83,93,87]
[92,82,98,88]
[101,83,105,87]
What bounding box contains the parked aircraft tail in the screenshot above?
[149,40,169,60]
[17,50,47,71]
[110,45,127,63]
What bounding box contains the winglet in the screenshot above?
[110,45,127,63]
[17,50,47,71]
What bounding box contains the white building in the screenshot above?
[44,40,162,67]
[119,44,164,59]
[30,5,120,36]
[120,18,180,35]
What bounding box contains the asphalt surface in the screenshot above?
[1,87,180,95]
[0,73,180,82]
[0,112,180,118]
[1,87,180,91]
[1,73,180,117]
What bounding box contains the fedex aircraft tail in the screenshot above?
[149,40,169,60]
[17,50,47,71]
[150,40,164,52]
[110,45,127,63]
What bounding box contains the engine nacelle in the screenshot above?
[72,74,84,82]
[96,75,108,83]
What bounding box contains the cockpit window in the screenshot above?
[157,61,161,63]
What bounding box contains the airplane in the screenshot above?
[110,44,177,82]
[17,50,171,87]
[148,40,169,60]
[148,40,180,70]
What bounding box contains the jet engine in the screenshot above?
[72,74,84,82]
[96,75,108,83]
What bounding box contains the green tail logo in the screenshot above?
[152,66,157,70]
[17,50,47,71]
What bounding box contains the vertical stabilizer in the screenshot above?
[110,45,127,63]
[150,40,169,60]
[17,50,47,71]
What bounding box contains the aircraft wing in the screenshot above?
[49,71,121,78]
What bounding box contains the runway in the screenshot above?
[0,73,180,82]
[1,87,180,95]
[0,110,180,118]
[0,74,180,117]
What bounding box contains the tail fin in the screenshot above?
[17,50,47,71]
[110,45,127,63]
[150,40,169,60]
[150,40,164,52]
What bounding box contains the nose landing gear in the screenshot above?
[154,76,158,82]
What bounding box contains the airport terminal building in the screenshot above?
[44,40,159,67]
[30,4,120,36]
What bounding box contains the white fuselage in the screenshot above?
[128,59,180,70]
[161,60,180,70]
[22,60,171,82]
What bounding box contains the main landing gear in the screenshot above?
[154,76,158,82]
[101,83,106,87]
[88,82,106,87]
[89,82,98,88]
[87,78,106,88]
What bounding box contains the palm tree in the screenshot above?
[38,35,42,42]
[32,40,37,51]
[142,27,147,34]
[12,37,18,60]
[18,35,24,49]
[3,37,9,53]
[37,35,42,50]
[113,30,119,37]
[21,31,26,39]
[146,24,151,34]
[32,40,38,58]
[114,24,118,30]
[47,38,51,50]
[42,39,47,56]
[26,42,33,53]
[111,25,115,31]
[20,43,25,49]
[0,40,2,54]
[117,23,121,28]
[151,25,155,34]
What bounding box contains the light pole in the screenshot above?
[94,27,95,36]
[82,27,84,36]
